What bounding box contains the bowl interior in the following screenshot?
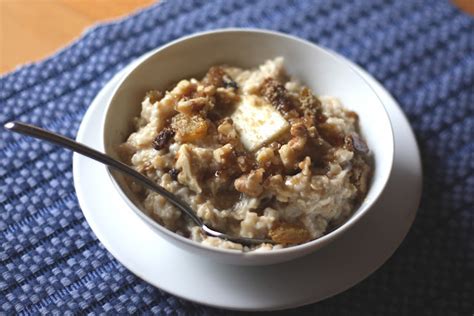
[102,29,394,257]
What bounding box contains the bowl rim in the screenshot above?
[102,27,395,258]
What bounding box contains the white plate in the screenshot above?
[73,54,422,311]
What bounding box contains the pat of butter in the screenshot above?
[231,95,290,151]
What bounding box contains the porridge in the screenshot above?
[119,58,372,251]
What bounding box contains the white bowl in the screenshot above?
[102,29,394,266]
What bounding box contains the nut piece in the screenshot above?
[217,118,239,145]
[176,97,209,115]
[269,222,311,245]
[213,144,234,164]
[260,78,294,113]
[256,147,275,168]
[171,113,209,142]
[278,120,308,169]
[234,168,265,197]
[145,90,164,103]
[175,144,202,193]
[298,87,327,124]
[202,66,238,89]
[236,152,254,173]
[174,80,197,97]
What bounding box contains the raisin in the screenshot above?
[315,113,327,124]
[223,77,238,89]
[350,133,369,154]
[269,222,311,245]
[168,168,180,180]
[152,128,175,150]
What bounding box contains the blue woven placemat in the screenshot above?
[1,0,473,314]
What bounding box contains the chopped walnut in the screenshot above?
[278,120,308,169]
[146,90,164,103]
[175,145,202,193]
[290,119,307,138]
[278,145,297,170]
[213,144,234,164]
[236,152,254,173]
[256,147,275,168]
[260,78,294,113]
[217,118,241,147]
[202,66,238,89]
[176,97,209,115]
[200,67,240,116]
[298,87,322,115]
[298,156,312,176]
[215,88,240,110]
[174,80,197,97]
[234,168,265,197]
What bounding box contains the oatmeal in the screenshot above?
[119,58,372,251]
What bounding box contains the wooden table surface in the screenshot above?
[1,0,473,75]
[0,0,154,74]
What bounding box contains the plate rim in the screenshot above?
[73,52,422,311]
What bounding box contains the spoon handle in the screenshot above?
[4,121,204,226]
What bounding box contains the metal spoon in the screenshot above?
[4,121,274,246]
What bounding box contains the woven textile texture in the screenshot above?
[1,0,473,314]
